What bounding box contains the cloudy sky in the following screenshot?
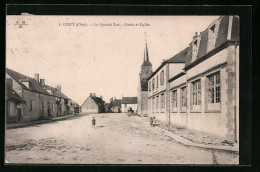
[6,15,220,104]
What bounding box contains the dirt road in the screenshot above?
[5,113,238,164]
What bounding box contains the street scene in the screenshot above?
[5,113,238,164]
[6,15,239,164]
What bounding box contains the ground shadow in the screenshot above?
[95,125,105,129]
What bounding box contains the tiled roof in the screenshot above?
[112,99,121,107]
[92,96,105,107]
[44,85,70,99]
[6,68,50,95]
[167,47,188,63]
[6,68,70,100]
[121,97,137,104]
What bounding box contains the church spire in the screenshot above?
[142,32,152,67]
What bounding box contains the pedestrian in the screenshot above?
[150,117,153,127]
[92,117,96,128]
[153,116,156,127]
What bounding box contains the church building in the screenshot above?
[137,39,153,116]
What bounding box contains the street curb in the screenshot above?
[155,126,239,153]
[6,115,79,130]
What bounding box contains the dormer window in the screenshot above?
[191,39,199,62]
[207,20,220,52]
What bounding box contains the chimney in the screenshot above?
[34,73,39,82]
[57,85,61,91]
[100,95,103,100]
[40,79,45,86]
[114,97,116,100]
[193,32,198,40]
[93,93,96,97]
[90,93,92,97]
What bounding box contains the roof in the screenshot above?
[6,87,26,103]
[6,68,50,95]
[185,15,239,68]
[141,42,152,67]
[44,85,70,99]
[121,97,137,104]
[111,99,121,107]
[92,96,105,107]
[166,47,188,63]
[147,48,187,81]
[6,68,70,100]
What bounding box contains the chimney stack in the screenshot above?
[34,73,39,82]
[40,79,45,86]
[193,32,198,40]
[57,85,61,91]
[93,93,96,97]
[100,95,103,100]
[90,93,92,97]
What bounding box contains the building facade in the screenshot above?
[6,68,71,123]
[81,93,105,113]
[148,16,239,143]
[137,41,153,117]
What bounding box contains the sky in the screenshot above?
[6,15,220,104]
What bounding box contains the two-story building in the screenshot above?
[6,68,71,122]
[148,15,239,143]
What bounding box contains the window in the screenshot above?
[160,93,165,112]
[180,87,187,111]
[172,90,177,110]
[160,70,164,85]
[207,72,221,110]
[156,75,159,88]
[29,100,33,112]
[191,79,201,107]
[149,81,151,92]
[52,103,54,111]
[156,96,159,112]
[152,78,155,90]
[192,39,199,62]
[208,25,216,50]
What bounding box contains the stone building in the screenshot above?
[148,15,239,143]
[81,93,105,113]
[137,41,153,117]
[5,68,71,122]
[121,97,138,113]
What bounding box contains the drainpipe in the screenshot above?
[234,41,238,143]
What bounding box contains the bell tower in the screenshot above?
[140,32,153,91]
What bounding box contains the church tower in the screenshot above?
[137,34,153,116]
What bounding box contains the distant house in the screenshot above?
[110,98,121,113]
[81,93,105,113]
[104,103,110,113]
[5,68,71,122]
[121,97,137,113]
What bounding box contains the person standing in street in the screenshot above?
[150,117,153,127]
[153,116,156,127]
[92,117,96,128]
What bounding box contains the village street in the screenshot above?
[5,113,238,164]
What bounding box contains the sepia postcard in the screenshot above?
[5,13,240,164]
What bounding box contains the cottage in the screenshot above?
[5,79,26,123]
[81,93,105,113]
[148,16,239,143]
[6,68,71,122]
[121,97,138,113]
[137,40,153,117]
